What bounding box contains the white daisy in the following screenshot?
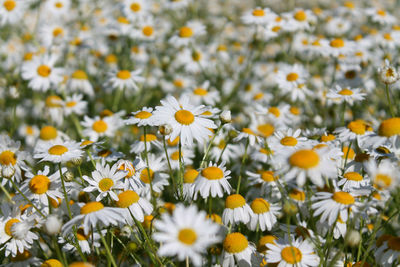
[125,107,156,127]
[194,161,232,199]
[222,194,253,226]
[248,198,280,231]
[106,69,144,91]
[34,140,83,163]
[221,232,256,267]
[115,190,153,223]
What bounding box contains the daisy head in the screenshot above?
[222,232,256,267]
[222,194,252,226]
[125,107,155,127]
[33,140,83,163]
[194,161,232,199]
[115,189,153,223]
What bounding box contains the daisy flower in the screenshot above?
[248,198,280,231]
[21,54,64,92]
[326,85,366,105]
[117,158,146,191]
[62,201,126,235]
[246,170,280,197]
[39,22,68,47]
[221,232,256,267]
[17,124,38,147]
[167,147,195,170]
[106,69,144,91]
[0,0,26,25]
[125,107,155,127]
[185,81,220,106]
[153,204,221,266]
[194,161,232,199]
[182,168,199,200]
[68,69,94,97]
[122,0,149,20]
[33,140,83,163]
[365,8,396,25]
[63,94,88,116]
[169,21,206,47]
[241,7,277,25]
[338,171,370,192]
[266,235,320,266]
[378,60,399,85]
[335,119,373,143]
[234,127,262,146]
[83,161,125,201]
[5,250,41,267]
[365,159,398,191]
[283,9,316,31]
[275,64,310,101]
[81,115,119,141]
[60,227,101,254]
[137,154,169,197]
[44,0,70,17]
[269,128,308,156]
[152,95,217,146]
[222,194,253,226]
[0,134,28,185]
[326,37,355,57]
[130,133,162,154]
[115,190,153,223]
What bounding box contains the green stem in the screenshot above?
[0,183,14,202]
[200,125,222,168]
[162,136,176,195]
[385,84,395,117]
[59,163,72,219]
[98,226,118,267]
[178,138,184,200]
[236,139,249,194]
[9,179,45,218]
[143,127,156,208]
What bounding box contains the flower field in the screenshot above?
[1,0,400,266]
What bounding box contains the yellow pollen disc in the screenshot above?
[281,246,302,264]
[378,118,400,137]
[142,26,154,37]
[342,146,355,159]
[3,0,16,11]
[223,232,248,253]
[46,95,62,108]
[347,121,366,134]
[98,149,112,157]
[130,3,141,12]
[260,170,276,182]
[280,136,298,146]
[0,150,16,166]
[330,38,345,48]
[72,70,88,80]
[374,174,392,188]
[294,10,307,21]
[170,151,180,161]
[175,110,195,125]
[5,218,20,236]
[269,107,280,117]
[23,52,33,61]
[207,214,222,224]
[193,88,208,95]
[106,54,117,63]
[257,124,274,137]
[192,51,201,61]
[140,134,157,142]
[48,145,68,155]
[52,27,64,37]
[116,190,139,208]
[384,33,393,41]
[225,194,246,209]
[117,17,129,24]
[289,150,319,169]
[41,259,63,267]
[332,191,355,205]
[98,178,114,191]
[178,228,197,245]
[80,140,94,147]
[290,107,300,115]
[37,65,52,77]
[252,9,265,16]
[92,120,108,133]
[377,9,386,16]
[184,169,199,183]
[135,111,152,119]
[344,172,363,181]
[140,169,154,183]
[286,72,299,82]
[80,201,104,214]
[372,192,381,200]
[201,166,223,180]
[26,126,34,135]
[272,26,281,32]
[179,26,193,38]
[29,175,50,194]
[387,237,400,251]
[251,198,270,214]
[241,128,255,136]
[76,228,90,241]
[66,101,77,107]
[289,189,305,201]
[167,136,180,146]
[344,1,354,9]
[338,88,353,95]
[174,79,184,87]
[117,70,131,80]
[320,134,335,142]
[55,2,63,8]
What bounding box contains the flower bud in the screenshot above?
[159,124,173,135]
[63,171,74,182]
[378,60,400,85]
[120,225,132,237]
[219,110,232,124]
[44,215,62,235]
[70,157,83,166]
[345,230,361,247]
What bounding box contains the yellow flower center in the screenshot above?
[98,178,114,192]
[23,52,33,61]
[170,151,180,161]
[225,194,246,209]
[343,172,363,181]
[294,10,307,21]
[338,88,353,95]
[332,191,355,205]
[76,228,90,241]
[290,107,300,115]
[347,121,366,134]
[286,72,299,82]
[48,145,68,155]
[378,118,400,137]
[178,228,197,245]
[0,150,16,166]
[92,120,108,133]
[342,146,355,159]
[80,140,94,147]
[40,126,58,140]
[280,136,298,146]
[72,70,88,80]
[41,259,63,267]
[80,201,104,214]
[106,54,117,63]
[37,65,52,77]
[260,171,276,182]
[117,17,129,24]
[377,9,386,16]
[289,189,305,201]
[201,166,224,180]
[252,9,264,17]
[46,95,62,108]
[330,38,345,48]
[281,246,302,264]
[174,79,184,87]
[3,0,16,11]
[344,1,354,9]
[5,218,20,236]
[175,110,195,125]
[142,26,154,37]
[179,26,193,38]
[52,27,64,37]
[184,169,199,183]
[269,107,280,117]
[66,101,77,107]
[289,150,319,169]
[257,124,274,137]
[55,2,63,8]
[116,190,140,208]
[242,128,256,135]
[140,134,157,142]
[117,70,131,80]
[135,111,152,119]
[320,134,335,142]
[140,169,154,183]
[193,88,208,95]
[251,198,270,214]
[29,175,50,194]
[253,92,264,100]
[374,174,392,188]
[384,33,393,41]
[130,3,141,12]
[223,232,248,253]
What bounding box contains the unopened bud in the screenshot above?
[159,124,173,136]
[2,165,15,178]
[283,201,298,216]
[228,130,238,139]
[345,230,361,247]
[63,171,74,182]
[219,110,232,124]
[120,225,132,237]
[44,215,62,235]
[70,157,83,166]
